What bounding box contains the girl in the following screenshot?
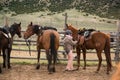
[63,30,77,71]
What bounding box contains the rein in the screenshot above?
[25,39,31,56]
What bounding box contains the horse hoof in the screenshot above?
[95,71,99,73]
[52,68,56,72]
[0,69,2,73]
[76,68,79,70]
[48,72,53,74]
[36,65,40,69]
[106,72,109,75]
[8,66,11,69]
[83,67,86,70]
[3,65,6,68]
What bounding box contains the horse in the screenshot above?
[65,24,112,74]
[0,22,22,73]
[110,63,120,80]
[24,22,59,74]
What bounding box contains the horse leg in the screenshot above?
[46,50,49,71]
[104,49,112,74]
[82,48,86,69]
[104,41,112,74]
[52,50,57,72]
[0,50,2,73]
[104,53,111,74]
[96,50,102,73]
[2,49,6,68]
[46,50,53,74]
[36,49,41,69]
[76,46,81,70]
[8,48,11,69]
[0,65,1,73]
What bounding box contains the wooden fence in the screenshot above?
[3,31,117,62]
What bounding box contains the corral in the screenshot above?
[0,11,120,80]
[0,30,119,80]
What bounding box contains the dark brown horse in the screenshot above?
[0,22,21,73]
[65,24,112,74]
[24,22,59,74]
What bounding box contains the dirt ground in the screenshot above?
[0,51,117,80]
[0,63,117,80]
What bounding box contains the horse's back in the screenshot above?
[86,31,110,49]
[40,30,59,50]
[0,31,8,48]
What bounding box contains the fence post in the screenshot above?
[63,13,68,29]
[62,13,68,58]
[115,19,120,63]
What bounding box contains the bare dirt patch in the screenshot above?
[0,50,117,80]
[0,64,116,80]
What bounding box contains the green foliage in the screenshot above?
[0,0,119,19]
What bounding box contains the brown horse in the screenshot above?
[0,22,22,73]
[24,22,59,74]
[110,63,120,80]
[65,24,112,74]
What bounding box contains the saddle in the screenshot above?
[78,28,96,45]
[0,27,11,38]
[0,27,12,48]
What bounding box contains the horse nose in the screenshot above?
[23,32,28,39]
[23,34,27,39]
[24,35,27,39]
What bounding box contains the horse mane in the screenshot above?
[32,24,57,35]
[66,24,78,31]
[10,23,17,31]
[33,25,40,33]
[66,24,79,40]
[43,26,57,31]
[78,28,96,35]
[9,22,21,33]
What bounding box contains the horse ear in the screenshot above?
[65,24,68,28]
[19,22,21,25]
[30,22,33,26]
[83,28,86,30]
[70,24,72,26]
[19,22,21,26]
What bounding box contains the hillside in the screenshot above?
[0,0,118,32]
[0,0,120,19]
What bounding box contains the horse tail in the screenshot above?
[104,36,112,68]
[50,33,57,63]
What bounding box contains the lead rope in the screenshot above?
[25,39,31,56]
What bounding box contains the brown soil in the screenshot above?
[0,64,116,80]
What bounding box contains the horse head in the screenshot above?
[10,22,22,38]
[65,24,78,40]
[24,22,42,39]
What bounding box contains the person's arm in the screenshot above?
[61,37,66,44]
[69,38,77,46]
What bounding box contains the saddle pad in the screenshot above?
[2,32,11,38]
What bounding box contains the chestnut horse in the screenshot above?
[0,22,22,73]
[24,22,59,74]
[65,24,112,74]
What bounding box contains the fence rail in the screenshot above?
[0,31,118,62]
